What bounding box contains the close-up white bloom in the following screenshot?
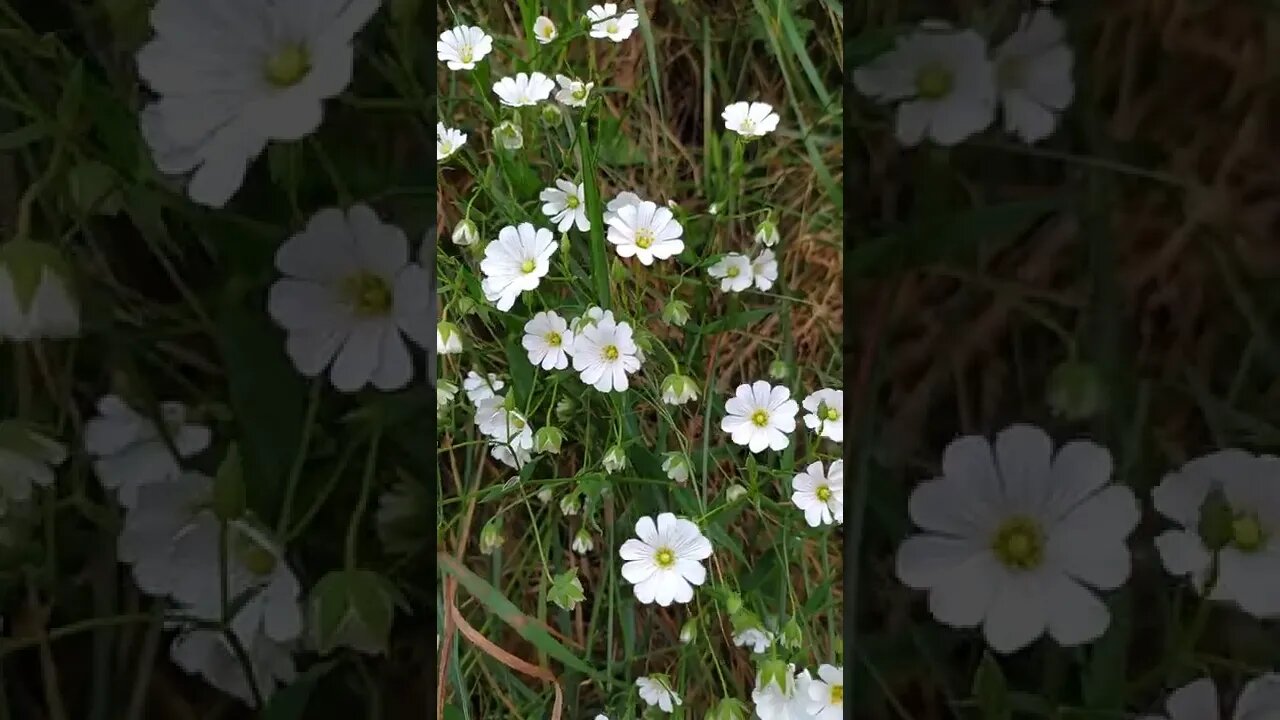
[479,223,557,312]
[708,253,754,293]
[493,72,555,107]
[635,674,682,713]
[571,317,641,392]
[1140,675,1280,720]
[732,627,774,653]
[533,16,557,44]
[493,120,525,150]
[436,321,463,354]
[540,179,591,232]
[751,249,778,291]
[802,388,844,443]
[792,460,844,528]
[267,205,431,392]
[661,452,690,483]
[437,25,493,70]
[895,425,1140,654]
[169,623,295,707]
[722,101,781,138]
[463,371,504,404]
[853,24,997,146]
[995,9,1075,143]
[0,241,79,341]
[619,512,713,606]
[604,191,644,224]
[587,4,640,42]
[436,123,466,160]
[606,200,685,265]
[137,0,380,207]
[752,664,801,720]
[0,422,66,517]
[721,381,799,454]
[1151,449,1280,618]
[522,311,574,370]
[555,75,594,107]
[807,664,844,720]
[84,395,210,508]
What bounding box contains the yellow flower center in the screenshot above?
[815,485,832,503]
[991,516,1044,570]
[1232,512,1267,553]
[545,331,562,347]
[750,410,770,428]
[235,537,277,576]
[822,405,839,422]
[572,86,588,100]
[740,118,756,133]
[635,229,655,249]
[341,272,393,316]
[654,547,675,568]
[916,63,953,100]
[566,195,580,209]
[264,43,311,87]
[521,259,536,273]
[459,45,474,64]
[603,344,620,361]
[606,20,619,34]
[830,685,843,704]
[540,26,553,39]
[726,266,741,278]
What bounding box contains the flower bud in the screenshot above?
[706,698,750,720]
[602,445,627,474]
[451,219,478,246]
[757,659,793,694]
[493,120,524,150]
[0,240,79,341]
[533,15,557,44]
[708,202,720,216]
[559,492,581,516]
[753,217,780,247]
[307,569,400,655]
[479,516,504,554]
[436,321,463,354]
[436,379,458,410]
[778,617,803,650]
[660,374,699,405]
[679,617,698,644]
[548,568,585,611]
[723,590,743,615]
[536,487,553,504]
[661,452,690,483]
[662,299,691,327]
[767,360,790,380]
[571,528,593,554]
[555,397,576,422]
[1046,360,1106,421]
[540,103,563,125]
[726,484,748,502]
[535,426,564,454]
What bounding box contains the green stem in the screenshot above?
[576,119,610,308]
[345,429,382,569]
[276,378,323,535]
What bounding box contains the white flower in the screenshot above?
[853,24,997,146]
[895,425,1140,654]
[807,664,844,720]
[522,311,574,370]
[604,191,644,224]
[437,379,458,410]
[0,241,79,341]
[473,396,534,470]
[660,375,699,405]
[571,317,641,392]
[452,219,478,246]
[555,75,594,107]
[722,101,781,138]
[603,445,628,474]
[662,453,690,483]
[572,529,594,554]
[792,460,844,528]
[754,218,780,247]
[635,675,682,713]
[721,381,799,454]
[995,9,1074,143]
[84,396,210,508]
[437,25,493,70]
[463,371,504,404]
[708,253,754,293]
[540,179,590,232]
[1142,675,1280,720]
[436,123,466,161]
[619,512,712,606]
[480,223,556,312]
[588,4,640,42]
[267,205,430,392]
[436,321,463,354]
[1152,449,1280,618]
[752,665,802,720]
[607,200,685,265]
[0,422,66,516]
[493,72,555,107]
[533,16,557,44]
[169,624,295,706]
[137,0,379,207]
[790,669,816,720]
[559,492,581,516]
[802,388,844,443]
[493,120,525,150]
[733,627,774,653]
[751,249,778,291]
[569,305,616,334]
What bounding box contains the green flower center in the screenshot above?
[815,485,832,503]
[566,195,580,209]
[459,45,474,64]
[572,86,588,100]
[915,63,953,100]
[603,344,620,361]
[830,685,843,704]
[545,331,562,347]
[235,537,277,576]
[1232,512,1267,553]
[726,266,741,278]
[750,410,770,428]
[635,229,655,249]
[539,26,553,39]
[521,259,536,273]
[264,43,311,87]
[822,405,839,422]
[605,20,619,34]
[654,547,675,568]
[341,272,393,316]
[991,516,1044,570]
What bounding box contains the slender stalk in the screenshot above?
[345,429,383,569]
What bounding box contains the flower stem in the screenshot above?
[345,429,382,569]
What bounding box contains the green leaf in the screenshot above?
[972,652,1012,720]
[442,705,465,720]
[260,660,337,720]
[437,552,602,680]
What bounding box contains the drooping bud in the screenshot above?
[0,240,79,341]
